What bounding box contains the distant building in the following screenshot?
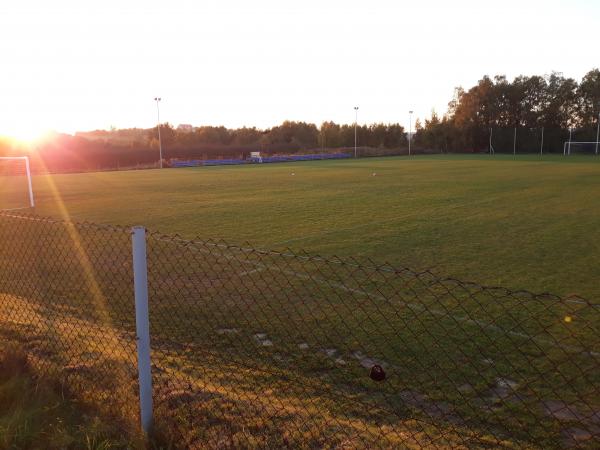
[177,124,194,132]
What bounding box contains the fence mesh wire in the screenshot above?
[0,212,139,429]
[1,211,599,449]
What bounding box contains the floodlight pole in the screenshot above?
[354,106,359,158]
[596,109,600,156]
[409,110,413,156]
[154,97,163,169]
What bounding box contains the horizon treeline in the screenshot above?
[0,121,409,172]
[0,68,599,172]
[77,120,408,153]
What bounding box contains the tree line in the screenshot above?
[0,121,408,172]
[1,68,598,172]
[77,121,408,154]
[415,69,600,153]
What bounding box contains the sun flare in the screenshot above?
[3,126,54,145]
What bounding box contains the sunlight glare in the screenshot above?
[4,126,55,146]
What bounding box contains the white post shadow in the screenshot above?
[132,226,153,434]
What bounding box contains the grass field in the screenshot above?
[0,349,142,449]
[4,154,599,300]
[2,155,600,447]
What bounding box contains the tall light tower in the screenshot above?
[154,97,163,169]
[596,103,600,156]
[354,106,359,158]
[408,110,414,156]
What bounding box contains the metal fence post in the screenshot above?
[132,226,153,433]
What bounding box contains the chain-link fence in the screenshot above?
[1,211,599,448]
[0,212,139,431]
[489,127,600,155]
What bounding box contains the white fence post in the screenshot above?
[132,226,153,434]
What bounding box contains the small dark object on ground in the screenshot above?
[370,364,386,381]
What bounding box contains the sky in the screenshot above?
[0,0,598,139]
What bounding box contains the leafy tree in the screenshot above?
[578,68,600,127]
[232,127,262,146]
[544,72,579,128]
[319,121,342,148]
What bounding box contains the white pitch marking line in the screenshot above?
[0,207,31,212]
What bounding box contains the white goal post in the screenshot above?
[0,156,35,208]
[563,142,600,156]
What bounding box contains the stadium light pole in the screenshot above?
[408,110,413,156]
[354,106,359,158]
[154,97,163,169]
[596,103,600,156]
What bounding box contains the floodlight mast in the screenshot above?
[354,106,359,158]
[408,110,413,156]
[596,103,600,156]
[154,97,163,169]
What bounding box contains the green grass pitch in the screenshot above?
[6,154,596,300]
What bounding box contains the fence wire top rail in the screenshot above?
[145,229,597,307]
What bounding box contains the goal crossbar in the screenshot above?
[0,156,35,208]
